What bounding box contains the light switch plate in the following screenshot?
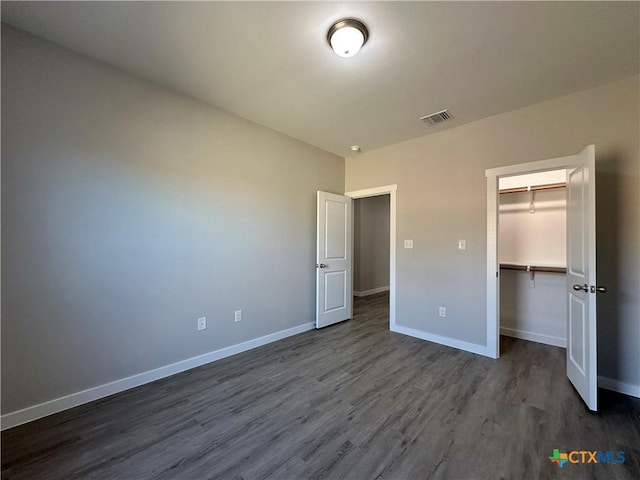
[458,239,466,250]
[404,240,413,249]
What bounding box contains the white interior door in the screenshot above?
[566,144,601,411]
[316,191,352,328]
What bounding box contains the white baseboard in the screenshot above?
[598,376,640,399]
[1,322,315,431]
[391,324,490,358]
[500,327,567,348]
[353,286,390,297]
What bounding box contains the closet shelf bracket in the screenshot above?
[528,187,535,213]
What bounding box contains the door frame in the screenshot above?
[485,155,575,359]
[345,184,397,330]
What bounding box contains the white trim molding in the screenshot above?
[486,173,499,358]
[345,184,398,198]
[391,324,491,358]
[500,327,567,348]
[485,154,575,178]
[353,286,390,297]
[598,376,640,399]
[1,322,315,431]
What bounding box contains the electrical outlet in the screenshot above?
[234,310,242,323]
[404,239,413,249]
[439,306,446,318]
[458,239,466,250]
[197,317,207,331]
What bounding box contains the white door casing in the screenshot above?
[316,191,352,329]
[566,144,598,411]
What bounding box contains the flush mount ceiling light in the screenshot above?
[327,18,369,58]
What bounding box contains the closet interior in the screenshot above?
[499,169,568,348]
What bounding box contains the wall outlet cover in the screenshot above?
[197,317,207,331]
[404,239,413,249]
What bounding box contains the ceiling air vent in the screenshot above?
[420,109,453,127]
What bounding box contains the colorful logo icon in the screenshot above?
[549,449,569,467]
[549,449,625,467]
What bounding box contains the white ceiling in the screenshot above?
[2,1,639,157]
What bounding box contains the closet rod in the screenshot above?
[500,263,566,274]
[499,182,566,195]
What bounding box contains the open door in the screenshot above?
[567,145,603,411]
[316,191,352,329]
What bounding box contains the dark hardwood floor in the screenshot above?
[3,292,639,479]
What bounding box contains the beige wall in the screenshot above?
[346,75,639,387]
[354,196,390,293]
[1,27,344,415]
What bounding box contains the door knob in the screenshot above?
[572,284,589,292]
[316,263,328,269]
[590,285,607,293]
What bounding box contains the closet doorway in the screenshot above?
[498,169,568,348]
[485,146,603,411]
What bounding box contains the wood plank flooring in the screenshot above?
[3,292,639,479]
